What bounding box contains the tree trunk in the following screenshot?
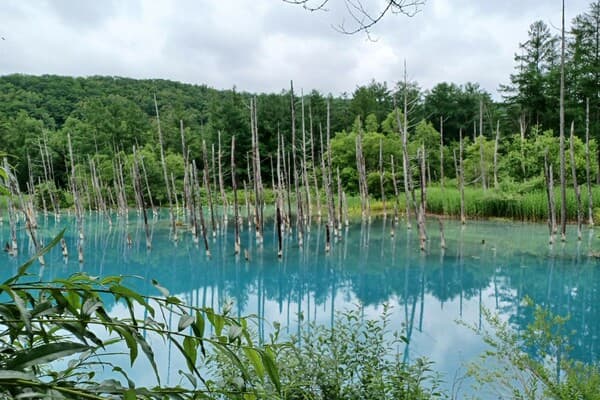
[559,0,567,242]
[231,136,240,254]
[459,129,466,225]
[586,98,594,226]
[569,122,582,240]
[154,94,176,240]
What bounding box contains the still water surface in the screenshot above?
[2,212,599,396]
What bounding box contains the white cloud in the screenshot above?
[0,0,592,97]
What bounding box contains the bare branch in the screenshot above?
[284,0,425,36]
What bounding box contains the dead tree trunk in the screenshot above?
[139,155,156,218]
[300,92,312,223]
[155,95,177,241]
[439,116,444,192]
[459,128,466,225]
[390,154,399,236]
[132,146,151,250]
[418,146,427,251]
[218,131,229,223]
[309,106,322,221]
[493,120,500,189]
[290,81,304,246]
[544,150,557,244]
[479,98,487,191]
[67,133,84,240]
[231,136,240,254]
[569,122,582,240]
[4,158,17,254]
[559,0,567,242]
[250,97,264,243]
[355,128,369,220]
[395,98,412,229]
[326,100,338,235]
[192,160,210,256]
[586,98,594,226]
[379,138,387,218]
[203,140,217,238]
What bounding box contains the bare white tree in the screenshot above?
[283,0,425,36]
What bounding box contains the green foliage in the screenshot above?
[466,299,600,399]
[212,304,445,400]
[424,182,600,222]
[0,232,284,399]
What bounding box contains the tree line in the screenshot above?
[0,1,598,207]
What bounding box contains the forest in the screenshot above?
[0,2,598,223]
[1,2,600,400]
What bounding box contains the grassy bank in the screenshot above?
[342,182,600,223]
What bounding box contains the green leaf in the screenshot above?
[133,330,160,384]
[182,336,197,372]
[114,325,138,366]
[60,322,104,348]
[151,279,170,297]
[166,296,182,305]
[243,347,264,379]
[191,311,205,339]
[50,289,79,316]
[124,388,137,400]
[110,284,155,318]
[82,298,102,317]
[2,286,31,335]
[0,370,38,381]
[7,342,90,370]
[178,314,194,332]
[206,310,224,336]
[100,276,123,286]
[178,370,197,388]
[262,348,281,394]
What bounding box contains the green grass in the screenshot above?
[335,184,600,223]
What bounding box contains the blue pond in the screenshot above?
[2,211,599,396]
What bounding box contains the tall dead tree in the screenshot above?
[290,81,304,246]
[132,146,151,250]
[326,100,338,235]
[154,95,177,240]
[309,106,322,221]
[585,98,594,226]
[439,116,444,192]
[250,97,264,243]
[300,92,312,223]
[231,136,241,254]
[192,160,211,256]
[4,159,18,254]
[544,150,557,244]
[395,93,412,229]
[390,154,400,236]
[67,133,84,240]
[493,120,500,189]
[218,131,229,222]
[459,128,466,225]
[379,138,387,218]
[418,146,427,251]
[276,133,284,257]
[202,140,217,237]
[355,127,369,220]
[479,98,487,191]
[569,122,582,240]
[559,0,567,242]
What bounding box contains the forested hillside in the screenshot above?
[0,2,598,207]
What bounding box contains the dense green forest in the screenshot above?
[0,2,599,213]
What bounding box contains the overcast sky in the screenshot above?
[0,0,592,98]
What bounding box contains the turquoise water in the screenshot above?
[2,211,599,396]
